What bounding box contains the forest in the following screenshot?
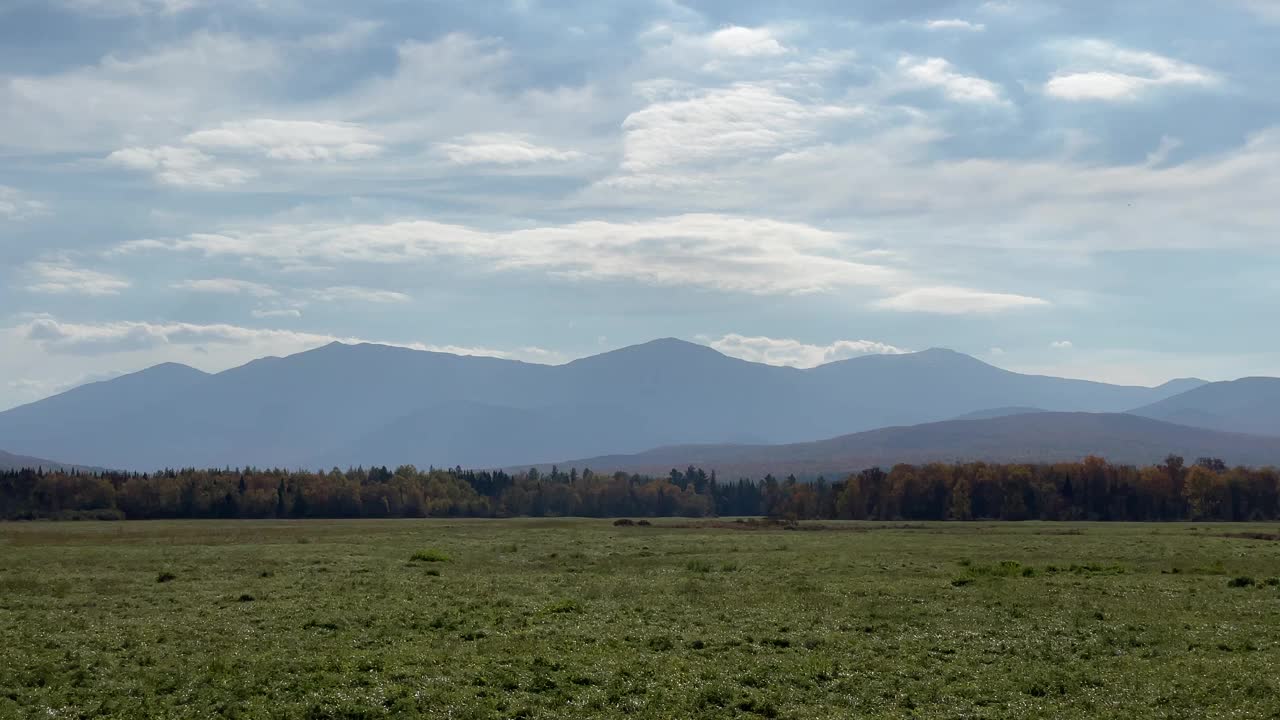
[3,454,1278,522]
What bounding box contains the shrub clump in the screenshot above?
[1227,576,1255,588]
[647,636,675,651]
[156,571,177,583]
[612,518,635,526]
[686,559,713,573]
[410,549,450,563]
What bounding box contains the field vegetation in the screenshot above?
[3,519,1280,718]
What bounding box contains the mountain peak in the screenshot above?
[571,337,719,363]
[639,337,708,351]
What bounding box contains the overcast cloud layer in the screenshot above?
[2,0,1278,409]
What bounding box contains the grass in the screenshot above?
[1,518,1280,718]
[409,548,450,563]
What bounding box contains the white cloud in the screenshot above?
[16,317,564,365]
[0,186,49,220]
[172,278,279,297]
[251,308,302,319]
[106,146,254,188]
[899,57,1004,103]
[924,19,986,31]
[875,286,1049,314]
[1045,40,1218,101]
[172,279,406,306]
[652,120,1280,255]
[988,347,1006,356]
[6,370,125,406]
[1050,340,1073,349]
[1,32,281,153]
[307,286,411,304]
[436,133,583,165]
[704,26,788,57]
[117,213,902,295]
[1236,0,1280,22]
[707,333,908,368]
[26,262,131,296]
[57,0,202,15]
[184,119,383,162]
[612,84,860,181]
[300,21,382,51]
[978,1,1018,13]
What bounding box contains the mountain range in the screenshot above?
[0,338,1275,472]
[544,412,1280,478]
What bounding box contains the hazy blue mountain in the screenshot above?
[0,450,105,473]
[1130,378,1280,436]
[953,407,1046,420]
[546,413,1280,478]
[0,339,1223,470]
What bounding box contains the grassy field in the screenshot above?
[2,519,1280,719]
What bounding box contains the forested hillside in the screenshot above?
[3,455,1276,522]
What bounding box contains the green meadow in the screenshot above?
[2,519,1279,719]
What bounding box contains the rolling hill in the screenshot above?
[0,338,1215,471]
[544,413,1280,478]
[1129,378,1280,436]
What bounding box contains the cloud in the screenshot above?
[978,1,1018,13]
[707,333,908,368]
[436,133,583,165]
[611,83,860,182]
[184,119,383,162]
[171,278,279,297]
[0,186,49,220]
[306,286,411,304]
[250,308,303,319]
[6,370,126,405]
[1045,40,1218,101]
[106,146,254,188]
[1050,340,1073,349]
[26,262,131,296]
[704,26,788,57]
[649,120,1280,255]
[172,279,406,306]
[1,32,281,153]
[18,317,563,363]
[898,57,1003,103]
[117,213,902,295]
[874,287,1049,314]
[56,0,202,15]
[299,21,382,51]
[923,19,986,31]
[1235,0,1280,22]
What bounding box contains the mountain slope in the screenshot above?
[0,450,105,473]
[545,413,1280,478]
[1130,378,1280,436]
[0,339,1226,470]
[953,407,1045,421]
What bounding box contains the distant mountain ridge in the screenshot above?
[1131,378,1280,437]
[0,450,105,473]
[544,413,1280,478]
[0,338,1242,471]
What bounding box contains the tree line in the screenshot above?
[1,455,1277,521]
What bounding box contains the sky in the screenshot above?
[2,0,1279,410]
